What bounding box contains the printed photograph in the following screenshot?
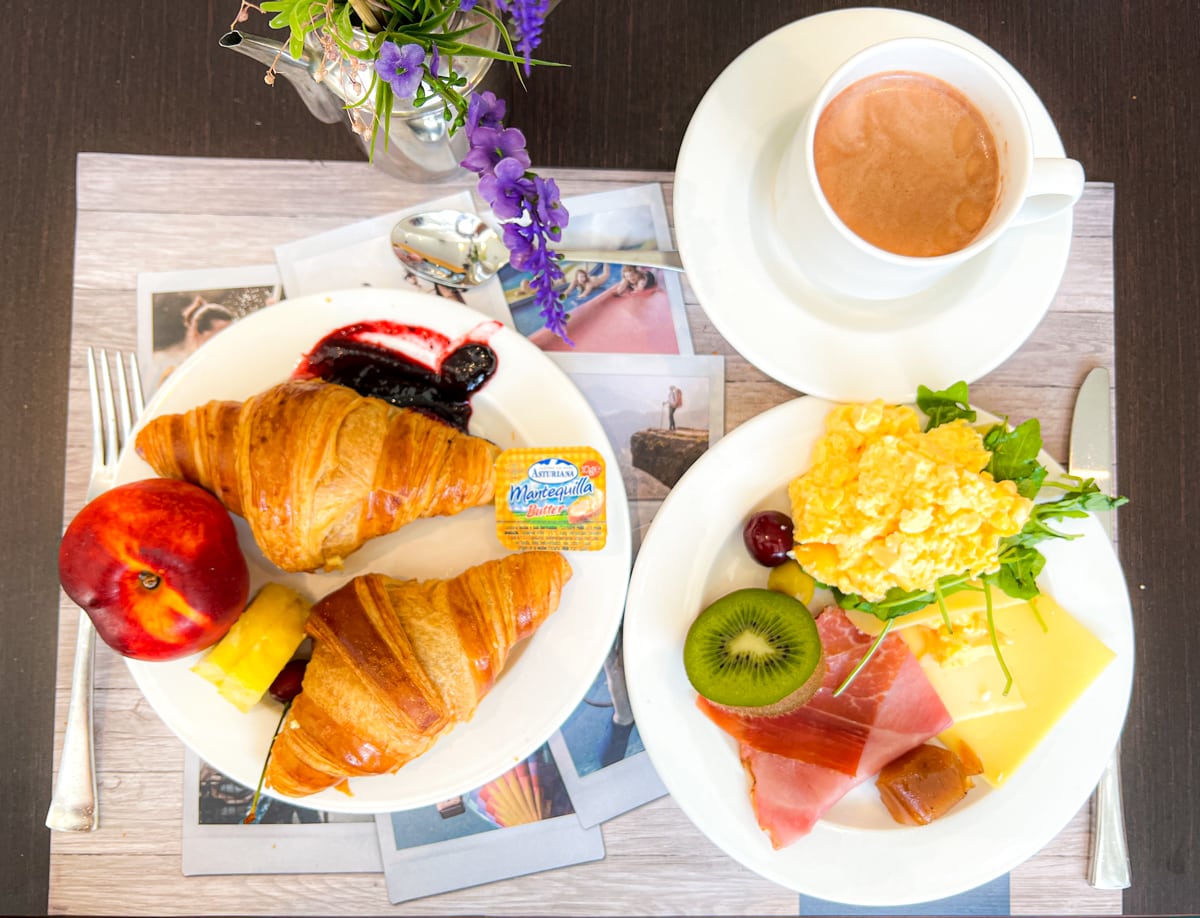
[181,752,381,877]
[551,352,725,502]
[137,264,281,394]
[500,184,693,354]
[273,192,514,328]
[374,744,604,904]
[386,746,572,847]
[547,626,667,828]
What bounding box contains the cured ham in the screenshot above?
[697,608,952,847]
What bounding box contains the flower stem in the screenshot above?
[243,700,291,824]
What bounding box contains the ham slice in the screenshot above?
[698,608,952,847]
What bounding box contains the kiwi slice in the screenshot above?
[684,588,825,716]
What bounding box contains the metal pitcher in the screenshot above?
[220,13,499,182]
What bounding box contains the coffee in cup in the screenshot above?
[773,37,1085,300]
[813,71,999,258]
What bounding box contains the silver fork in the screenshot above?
[46,349,144,832]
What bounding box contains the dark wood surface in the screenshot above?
[2,1,1194,914]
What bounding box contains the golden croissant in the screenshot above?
[134,378,500,572]
[265,550,573,797]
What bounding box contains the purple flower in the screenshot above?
[502,221,536,269]
[530,175,567,238]
[459,125,531,176]
[495,0,550,74]
[458,88,571,343]
[466,90,507,134]
[374,41,426,99]
[459,0,478,9]
[478,157,535,220]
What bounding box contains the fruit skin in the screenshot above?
[683,588,824,715]
[269,659,310,704]
[58,479,250,662]
[743,510,795,567]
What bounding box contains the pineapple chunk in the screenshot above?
[192,583,311,712]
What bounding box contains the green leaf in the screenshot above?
[916,381,976,430]
[984,418,1047,497]
[833,573,975,622]
[985,543,1046,600]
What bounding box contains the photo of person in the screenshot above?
[563,262,611,299]
[150,286,276,386]
[557,632,642,775]
[524,261,679,353]
[137,265,281,395]
[551,353,724,502]
[398,263,466,302]
[500,184,693,354]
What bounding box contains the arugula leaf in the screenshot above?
[916,381,977,430]
[985,543,1046,599]
[984,418,1048,498]
[834,573,976,622]
[834,586,935,619]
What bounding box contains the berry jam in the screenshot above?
[294,320,500,431]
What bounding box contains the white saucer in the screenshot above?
[673,9,1075,402]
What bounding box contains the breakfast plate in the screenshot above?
[114,287,633,813]
[622,396,1133,905]
[673,9,1076,402]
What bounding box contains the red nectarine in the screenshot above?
[58,479,250,661]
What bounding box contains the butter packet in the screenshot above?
[495,447,607,551]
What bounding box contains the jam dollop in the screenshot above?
[294,320,500,431]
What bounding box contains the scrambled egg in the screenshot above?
[903,613,1015,667]
[787,401,1032,602]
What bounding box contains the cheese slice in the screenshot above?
[938,594,1115,787]
[900,627,1027,723]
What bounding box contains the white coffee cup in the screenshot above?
[772,37,1085,300]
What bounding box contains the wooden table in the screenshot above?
[46,154,1115,915]
[4,3,1198,915]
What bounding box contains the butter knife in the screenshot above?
[1070,366,1131,889]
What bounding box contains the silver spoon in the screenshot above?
[391,209,684,289]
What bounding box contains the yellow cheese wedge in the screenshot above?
[900,626,1027,723]
[937,594,1115,787]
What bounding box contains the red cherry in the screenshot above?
[268,659,309,704]
[743,510,795,567]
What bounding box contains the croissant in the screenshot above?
[264,550,573,797]
[134,378,500,572]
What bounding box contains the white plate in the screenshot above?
[673,9,1075,403]
[115,288,632,813]
[623,397,1133,905]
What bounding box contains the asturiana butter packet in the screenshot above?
[495,446,607,551]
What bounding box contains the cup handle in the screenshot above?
[1010,158,1086,227]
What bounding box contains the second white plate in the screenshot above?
[622,396,1133,905]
